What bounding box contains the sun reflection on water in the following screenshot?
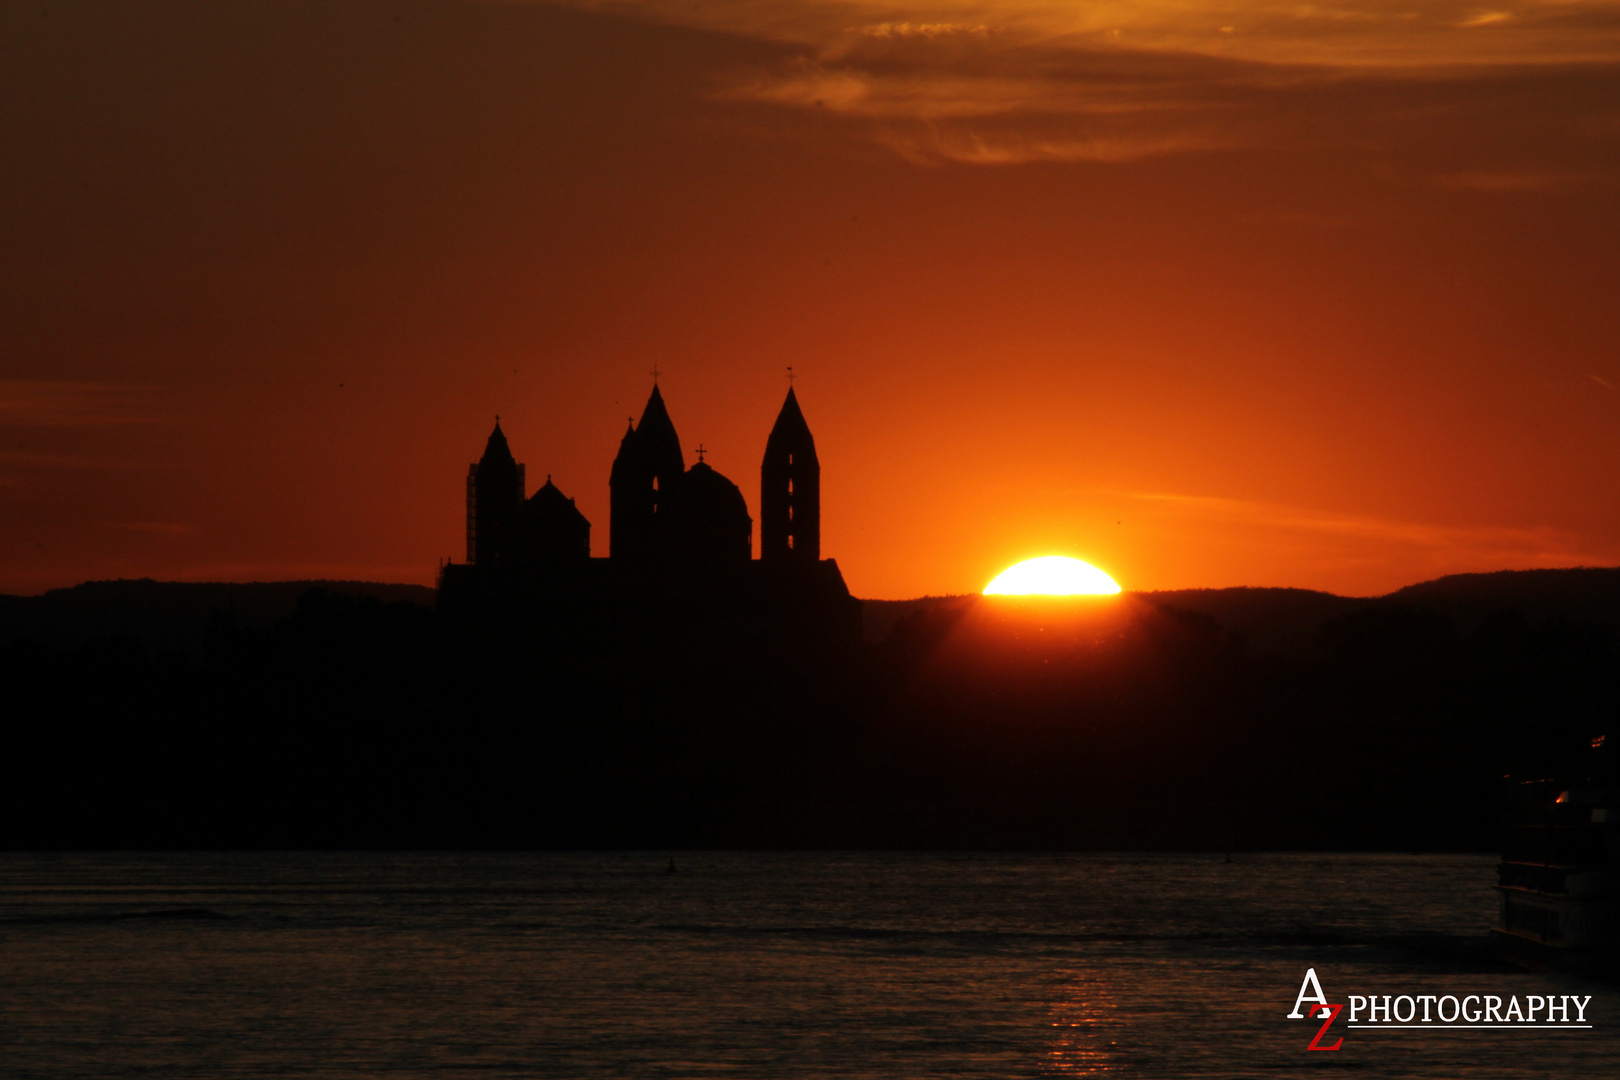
[1045,974,1124,1074]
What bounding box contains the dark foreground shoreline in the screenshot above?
[4,569,1618,851]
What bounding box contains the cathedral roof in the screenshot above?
[524,477,590,526]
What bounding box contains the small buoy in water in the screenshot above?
[665,857,677,874]
[1223,852,1233,864]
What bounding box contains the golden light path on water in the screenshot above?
[983,556,1122,596]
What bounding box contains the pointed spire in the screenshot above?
[471,416,523,567]
[642,384,669,423]
[480,417,516,467]
[610,384,684,561]
[765,386,815,455]
[634,383,684,479]
[610,412,641,487]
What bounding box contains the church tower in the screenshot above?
[609,384,685,562]
[760,387,820,564]
[467,419,525,565]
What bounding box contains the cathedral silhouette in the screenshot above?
[438,384,861,649]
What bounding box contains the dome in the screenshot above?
[663,461,752,564]
[676,461,746,513]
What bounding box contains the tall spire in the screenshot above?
[609,384,687,562]
[760,386,820,564]
[470,418,524,567]
[609,418,638,488]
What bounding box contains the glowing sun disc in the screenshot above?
[984,556,1121,596]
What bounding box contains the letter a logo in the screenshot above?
[1287,968,1329,1019]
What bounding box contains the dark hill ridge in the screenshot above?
[5,567,1617,849]
[861,587,1357,655]
[860,595,976,644]
[0,578,435,657]
[866,567,1620,655]
[1147,567,1620,656]
[6,567,1620,658]
[1133,586,1356,657]
[1386,567,1620,621]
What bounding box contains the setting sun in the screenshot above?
[983,556,1122,596]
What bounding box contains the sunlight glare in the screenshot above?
[984,556,1121,596]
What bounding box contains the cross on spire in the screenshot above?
[651,364,660,385]
[695,443,707,462]
[786,366,795,386]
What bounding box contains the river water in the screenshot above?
[0,852,1613,1077]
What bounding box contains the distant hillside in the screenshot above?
[864,567,1620,656]
[1385,567,1620,628]
[1137,587,1359,657]
[9,567,1620,660]
[0,579,435,656]
[860,595,975,643]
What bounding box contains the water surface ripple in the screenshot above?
[0,852,1611,1077]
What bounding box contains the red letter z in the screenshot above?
[1307,1004,1344,1051]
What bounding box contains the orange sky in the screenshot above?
[3,0,1620,598]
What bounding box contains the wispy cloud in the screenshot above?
[859,22,991,41]
[0,384,171,488]
[719,47,1249,162]
[1125,489,1617,572]
[0,450,157,471]
[572,0,1620,167]
[0,381,162,427]
[587,0,1620,67]
[715,39,1267,164]
[111,522,194,538]
[1435,170,1605,191]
